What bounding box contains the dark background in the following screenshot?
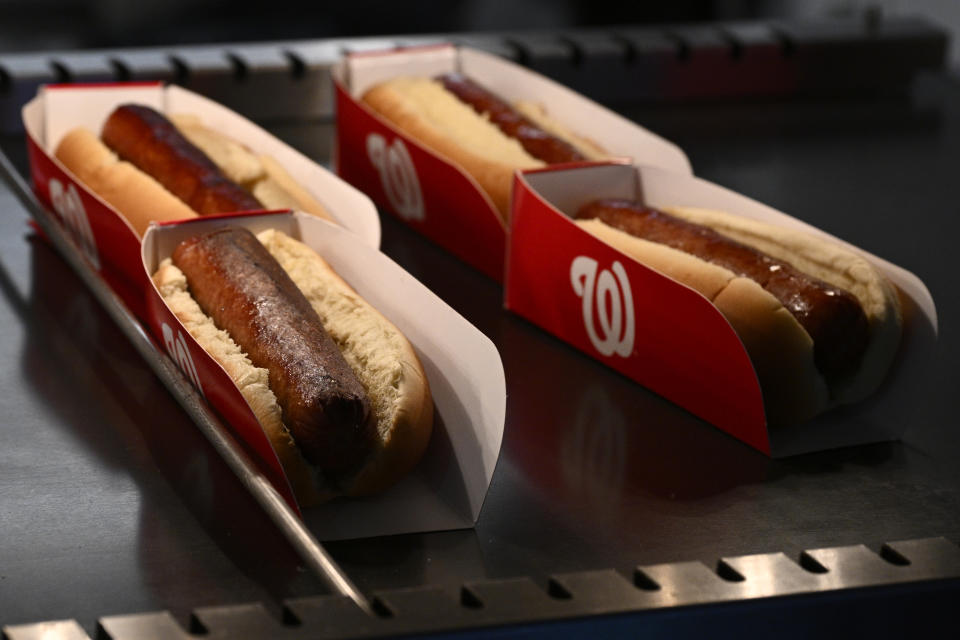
[2,2,725,51]
[0,1,954,58]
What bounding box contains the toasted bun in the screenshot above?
[577,208,902,427]
[54,128,198,236]
[255,155,335,223]
[169,113,264,185]
[362,77,545,221]
[171,115,336,222]
[153,230,432,504]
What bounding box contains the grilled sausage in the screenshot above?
[102,104,263,215]
[436,72,586,164]
[576,199,871,384]
[171,226,375,474]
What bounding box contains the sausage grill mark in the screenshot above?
[436,72,586,165]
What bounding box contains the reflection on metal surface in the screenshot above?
[719,553,821,597]
[503,305,771,534]
[560,384,627,520]
[2,620,90,640]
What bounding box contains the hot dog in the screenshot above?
[103,104,263,214]
[153,226,433,503]
[54,104,334,236]
[362,73,606,221]
[54,127,198,236]
[575,200,902,427]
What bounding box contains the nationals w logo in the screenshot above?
[366,133,425,221]
[570,257,635,357]
[48,178,100,270]
[161,323,205,399]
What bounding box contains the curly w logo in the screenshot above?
[48,178,100,270]
[570,256,635,358]
[161,323,205,399]
[366,133,425,221]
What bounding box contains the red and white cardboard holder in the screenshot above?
[23,82,381,320]
[504,162,937,457]
[334,44,692,281]
[143,210,506,540]
[21,83,504,540]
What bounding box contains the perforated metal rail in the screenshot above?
[3,538,960,640]
[3,537,959,638]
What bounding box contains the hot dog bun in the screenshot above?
[53,105,336,237]
[361,76,605,221]
[153,229,433,504]
[54,128,198,236]
[363,77,540,219]
[576,206,901,427]
[170,114,336,222]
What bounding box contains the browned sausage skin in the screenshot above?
[576,199,870,383]
[171,226,375,475]
[102,104,263,215]
[436,72,586,164]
